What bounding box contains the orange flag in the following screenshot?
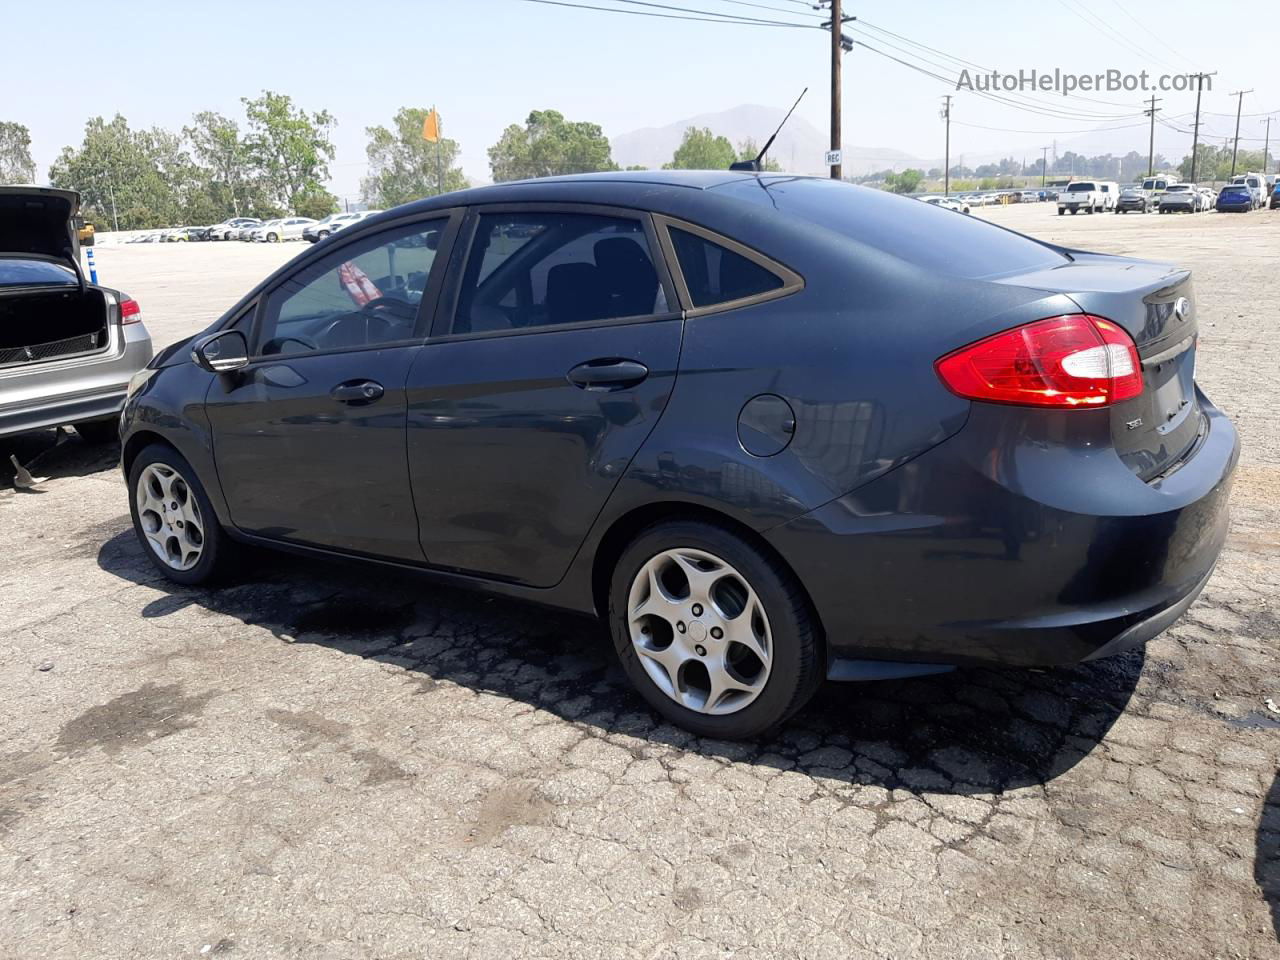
[422,109,440,143]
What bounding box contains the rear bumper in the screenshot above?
[0,323,152,438]
[766,391,1239,669]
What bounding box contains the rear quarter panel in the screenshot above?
[594,191,1090,535]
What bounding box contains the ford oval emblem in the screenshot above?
[1174,296,1190,321]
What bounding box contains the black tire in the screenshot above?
[267,233,278,243]
[607,520,823,740]
[127,443,234,586]
[74,418,119,445]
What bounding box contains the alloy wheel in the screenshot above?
[135,463,205,571]
[627,548,773,715]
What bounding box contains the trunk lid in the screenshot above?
[996,254,1202,481]
[0,187,83,275]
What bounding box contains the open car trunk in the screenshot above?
[0,286,111,368]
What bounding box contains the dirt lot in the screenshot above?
[1,208,1277,959]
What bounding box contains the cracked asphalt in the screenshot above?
[1,207,1277,959]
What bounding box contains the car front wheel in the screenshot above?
[267,233,279,243]
[608,521,822,739]
[128,444,233,585]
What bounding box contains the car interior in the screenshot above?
[258,226,440,356]
[454,215,664,334]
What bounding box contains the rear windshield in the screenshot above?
[0,258,77,287]
[1166,185,1190,192]
[1067,182,1096,192]
[717,177,1066,280]
[1223,186,1250,194]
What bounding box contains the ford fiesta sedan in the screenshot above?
[120,171,1237,739]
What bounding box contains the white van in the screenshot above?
[1094,181,1119,211]
[1141,175,1173,206]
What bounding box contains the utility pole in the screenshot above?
[1263,116,1273,175]
[829,0,842,180]
[1040,146,1049,188]
[1189,72,1216,185]
[1229,89,1253,178]
[1144,96,1162,177]
[941,95,952,196]
[817,1,852,180]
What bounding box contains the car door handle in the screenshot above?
[566,359,649,391]
[329,379,385,405]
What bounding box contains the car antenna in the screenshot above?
[730,88,807,172]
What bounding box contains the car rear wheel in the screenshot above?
[267,233,279,243]
[608,521,822,739]
[128,444,233,585]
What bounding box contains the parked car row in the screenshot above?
[111,213,385,246]
[1053,173,1278,215]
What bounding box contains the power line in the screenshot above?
[848,27,1142,121]
[593,0,811,24]
[1104,0,1193,68]
[850,38,1149,125]
[702,0,824,18]
[1053,0,1182,72]
[855,18,1141,112]
[951,118,1149,135]
[512,0,810,26]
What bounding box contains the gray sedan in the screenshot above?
[1,187,152,442]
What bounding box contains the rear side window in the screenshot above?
[668,228,784,308]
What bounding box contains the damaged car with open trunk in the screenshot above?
[0,186,151,444]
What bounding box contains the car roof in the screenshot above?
[369,170,788,220]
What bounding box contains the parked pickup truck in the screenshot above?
[1058,181,1104,214]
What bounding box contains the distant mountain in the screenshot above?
[609,104,923,176]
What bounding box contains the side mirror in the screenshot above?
[191,330,249,373]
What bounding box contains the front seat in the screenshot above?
[594,237,659,317]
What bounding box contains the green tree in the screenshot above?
[184,111,252,217]
[736,138,783,172]
[0,121,37,183]
[241,91,336,212]
[48,115,192,230]
[488,109,616,182]
[293,184,338,220]
[664,127,736,170]
[361,107,467,208]
[1178,145,1265,183]
[883,168,925,194]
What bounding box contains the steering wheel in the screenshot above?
[361,296,417,321]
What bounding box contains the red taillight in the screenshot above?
[936,314,1142,408]
[119,297,142,325]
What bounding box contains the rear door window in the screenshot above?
[450,212,668,335]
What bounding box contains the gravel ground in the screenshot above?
[1,207,1276,959]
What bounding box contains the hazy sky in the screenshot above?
[4,0,1274,201]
